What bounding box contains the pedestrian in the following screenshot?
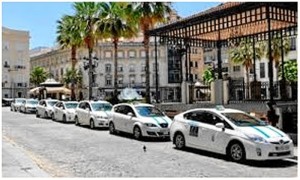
[266,102,279,127]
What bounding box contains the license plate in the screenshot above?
[160,129,169,135]
[276,145,289,151]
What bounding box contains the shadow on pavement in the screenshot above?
[174,147,297,168]
[109,131,171,143]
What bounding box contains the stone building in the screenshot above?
[2,26,30,98]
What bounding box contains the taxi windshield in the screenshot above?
[65,103,78,109]
[47,101,57,106]
[91,103,112,111]
[28,100,38,105]
[222,112,267,127]
[136,106,164,117]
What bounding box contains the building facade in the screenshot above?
[2,27,30,98]
[30,40,187,102]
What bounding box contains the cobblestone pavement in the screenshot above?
[2,107,297,177]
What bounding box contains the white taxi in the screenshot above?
[170,106,294,162]
[36,99,58,119]
[52,101,78,122]
[74,100,112,129]
[109,103,172,139]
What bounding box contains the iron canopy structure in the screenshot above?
[149,2,297,103]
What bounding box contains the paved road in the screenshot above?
[2,107,297,177]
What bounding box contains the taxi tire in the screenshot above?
[133,126,142,140]
[52,113,55,121]
[44,112,48,119]
[174,133,185,149]
[62,115,66,123]
[109,122,115,134]
[227,141,246,162]
[36,111,40,118]
[75,116,80,126]
[90,119,95,129]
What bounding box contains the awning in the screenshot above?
[28,87,41,95]
[45,87,71,94]
[28,86,71,95]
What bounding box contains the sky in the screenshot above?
[2,1,221,50]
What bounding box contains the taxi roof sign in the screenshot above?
[215,105,225,111]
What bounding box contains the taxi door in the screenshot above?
[184,111,207,148]
[198,112,232,153]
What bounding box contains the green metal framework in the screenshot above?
[149,2,297,103]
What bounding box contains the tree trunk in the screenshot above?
[71,46,77,101]
[246,67,250,99]
[113,39,119,98]
[144,30,151,103]
[88,47,93,100]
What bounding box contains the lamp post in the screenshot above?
[82,54,99,100]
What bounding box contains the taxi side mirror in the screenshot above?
[127,112,133,117]
[215,123,225,131]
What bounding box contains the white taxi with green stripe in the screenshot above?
[109,103,172,139]
[170,106,294,162]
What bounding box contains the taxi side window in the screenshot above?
[86,104,92,111]
[115,106,126,115]
[184,111,203,122]
[79,102,85,109]
[204,112,233,129]
[125,106,136,117]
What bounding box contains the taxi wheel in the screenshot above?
[90,119,95,129]
[44,112,48,119]
[52,113,55,121]
[36,111,40,118]
[133,126,142,140]
[75,116,80,126]
[228,142,245,162]
[109,122,115,134]
[174,133,185,149]
[62,115,66,123]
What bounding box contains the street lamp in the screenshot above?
[82,55,99,100]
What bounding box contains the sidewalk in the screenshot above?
[2,137,50,177]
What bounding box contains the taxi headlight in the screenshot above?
[246,134,268,144]
[144,123,157,127]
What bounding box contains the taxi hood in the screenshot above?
[238,125,290,141]
[93,111,111,117]
[141,116,172,125]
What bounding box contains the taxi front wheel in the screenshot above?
[227,141,245,162]
[133,126,142,140]
[174,133,185,149]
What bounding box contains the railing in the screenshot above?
[228,80,297,102]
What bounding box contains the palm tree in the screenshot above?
[73,2,103,100]
[132,2,172,103]
[99,2,138,100]
[63,68,82,88]
[30,66,49,87]
[264,35,290,99]
[267,35,291,69]
[229,40,264,99]
[56,15,83,100]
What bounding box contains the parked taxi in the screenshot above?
[170,106,294,162]
[52,101,78,122]
[74,100,112,129]
[109,103,172,139]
